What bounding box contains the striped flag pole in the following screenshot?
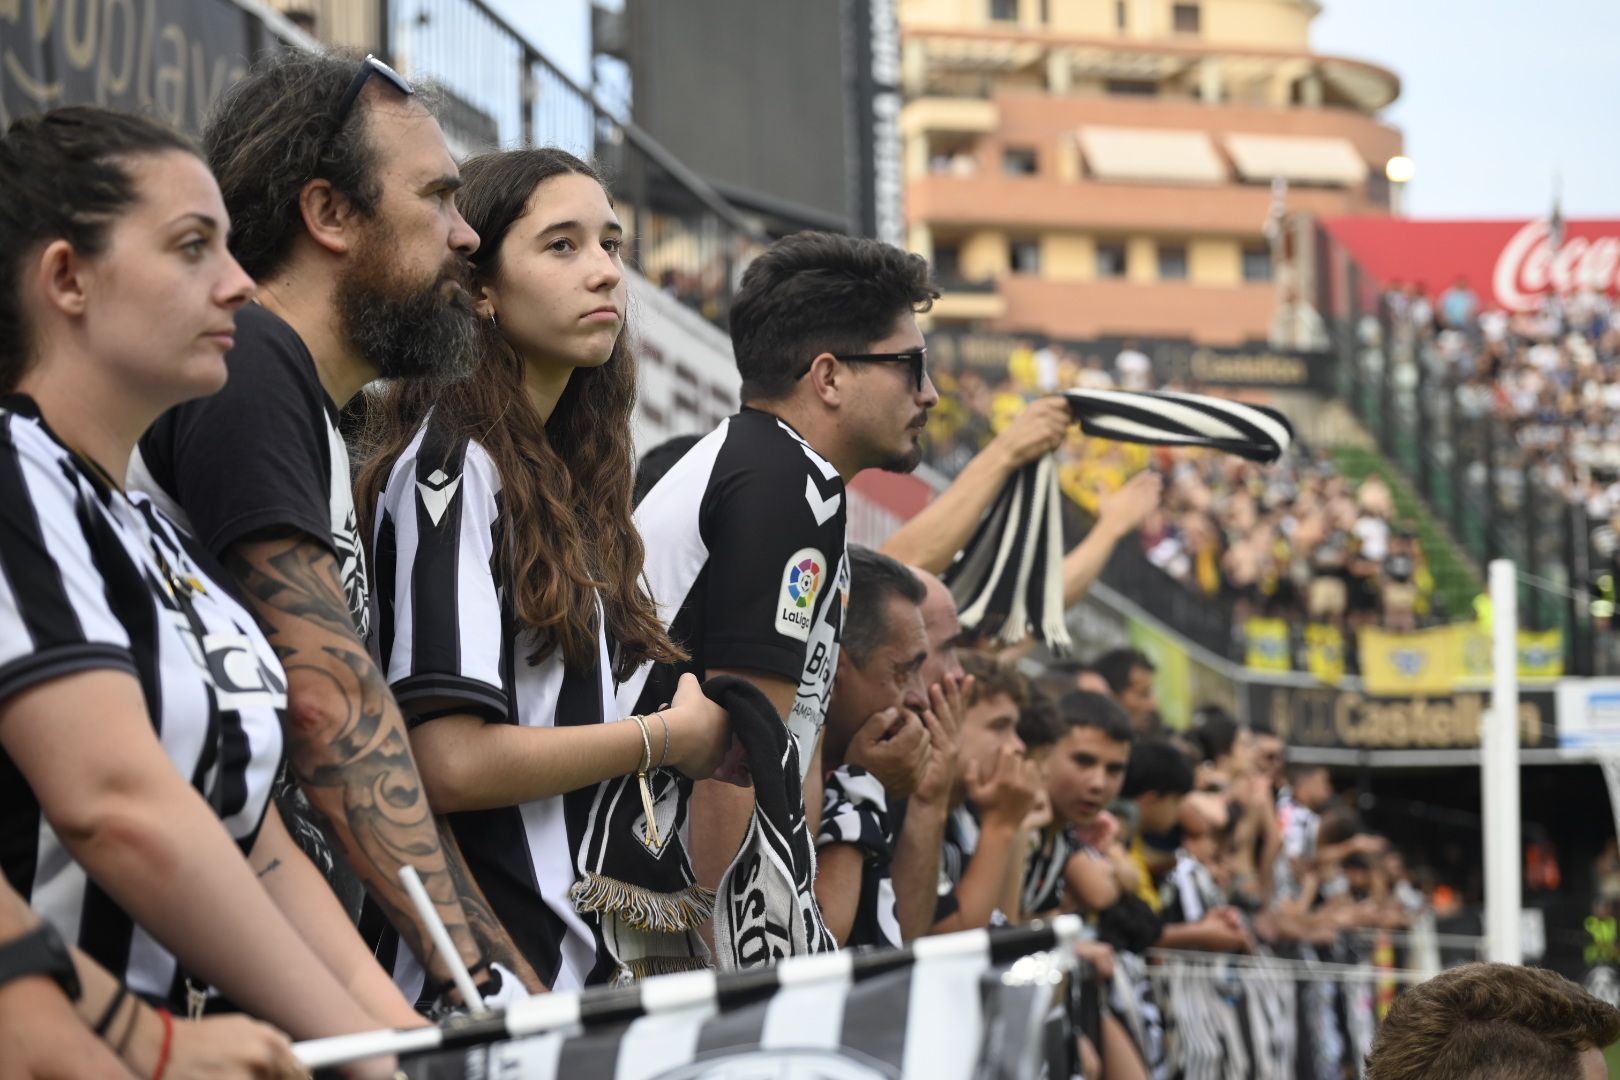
[294,916,1087,1070]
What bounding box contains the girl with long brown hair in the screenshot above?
[356,148,738,989]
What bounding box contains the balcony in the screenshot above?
[901,97,1000,136]
[901,27,1401,114]
[909,171,1378,235]
[930,278,1008,321]
[993,275,1276,344]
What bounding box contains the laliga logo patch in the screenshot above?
[789,560,820,608]
[775,547,825,642]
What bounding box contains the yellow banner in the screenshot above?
[1305,623,1346,686]
[1517,629,1565,678]
[1244,618,1293,672]
[1359,624,1466,696]
[1360,624,1565,695]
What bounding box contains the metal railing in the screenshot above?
[270,0,769,331]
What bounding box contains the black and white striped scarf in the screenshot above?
[945,390,1293,650]
[705,675,835,969]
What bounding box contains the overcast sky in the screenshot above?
[1313,0,1620,220]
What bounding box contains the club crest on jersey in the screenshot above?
[775,547,825,641]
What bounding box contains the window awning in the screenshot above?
[1077,126,1227,184]
[1224,133,1368,186]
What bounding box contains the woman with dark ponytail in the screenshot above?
[357,148,740,988]
[0,107,414,1078]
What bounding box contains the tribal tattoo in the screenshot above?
[223,529,534,989]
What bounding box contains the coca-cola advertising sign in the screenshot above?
[1323,217,1620,313]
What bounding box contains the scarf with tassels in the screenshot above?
[945,390,1293,651]
[570,762,715,984]
[569,675,835,981]
[706,674,836,969]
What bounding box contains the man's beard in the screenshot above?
[875,420,927,474]
[877,443,924,474]
[336,224,480,384]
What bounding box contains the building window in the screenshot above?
[1173,3,1201,33]
[1010,239,1042,275]
[1003,147,1038,176]
[1096,242,1127,279]
[1115,0,1127,30]
[1105,78,1158,97]
[1157,244,1189,281]
[934,242,963,282]
[990,0,1018,21]
[1242,246,1273,282]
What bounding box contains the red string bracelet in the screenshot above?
[152,1007,174,1080]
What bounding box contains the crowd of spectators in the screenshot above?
[1392,277,1618,511]
[993,645,1432,1077]
[921,343,1442,670]
[1386,279,1620,645]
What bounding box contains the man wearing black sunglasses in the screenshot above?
[622,231,941,957]
[131,50,537,1004]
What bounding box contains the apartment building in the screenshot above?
[902,0,1403,344]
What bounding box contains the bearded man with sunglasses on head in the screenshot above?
[624,232,941,952]
[129,50,537,1004]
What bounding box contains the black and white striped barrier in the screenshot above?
[294,915,1087,1073]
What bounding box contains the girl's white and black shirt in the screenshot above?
[368,416,608,995]
[0,396,286,1006]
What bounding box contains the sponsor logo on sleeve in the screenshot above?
[775,547,825,641]
[417,468,462,527]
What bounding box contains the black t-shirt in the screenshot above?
[618,407,850,780]
[129,302,371,919]
[131,303,370,635]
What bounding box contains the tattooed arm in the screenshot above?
[223,528,543,993]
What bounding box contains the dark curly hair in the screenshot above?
[728,231,939,402]
[0,106,198,389]
[203,49,396,279]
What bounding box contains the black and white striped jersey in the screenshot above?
[1272,788,1319,905]
[0,397,286,1005]
[369,418,605,994]
[618,408,850,781]
[1021,826,1084,918]
[1161,850,1225,925]
[817,765,901,949]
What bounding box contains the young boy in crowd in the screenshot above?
[1121,741,1250,954]
[1000,687,1065,921]
[931,653,1042,933]
[1024,691,1135,919]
